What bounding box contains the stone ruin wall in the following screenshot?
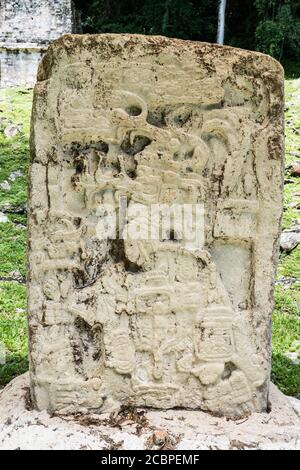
[0,0,75,87]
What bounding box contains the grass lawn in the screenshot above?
[0,87,31,385]
[271,75,300,398]
[0,79,299,397]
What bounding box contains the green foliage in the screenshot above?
[0,88,31,211]
[0,222,27,279]
[74,0,300,62]
[255,1,300,60]
[271,352,300,397]
[0,282,28,387]
[274,284,300,316]
[283,59,300,77]
[75,0,219,42]
[255,19,285,59]
[278,249,300,278]
[272,304,300,397]
[0,89,31,386]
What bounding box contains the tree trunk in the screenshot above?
[162,0,171,34]
[217,0,227,45]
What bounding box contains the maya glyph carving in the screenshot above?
[29,34,284,417]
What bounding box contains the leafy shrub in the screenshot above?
[255,1,300,60]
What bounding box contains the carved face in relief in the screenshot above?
[29,36,283,417]
[52,69,264,415]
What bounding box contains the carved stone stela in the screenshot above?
[29,35,284,417]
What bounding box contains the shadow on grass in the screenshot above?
[272,351,300,399]
[0,353,28,387]
[283,60,300,79]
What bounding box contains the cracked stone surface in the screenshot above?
[0,374,299,450]
[29,34,284,418]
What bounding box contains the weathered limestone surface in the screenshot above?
[1,374,300,450]
[0,0,75,87]
[29,34,284,417]
[0,0,74,45]
[0,49,44,88]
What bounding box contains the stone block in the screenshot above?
[29,34,284,417]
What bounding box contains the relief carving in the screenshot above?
[29,35,284,417]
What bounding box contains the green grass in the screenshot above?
[272,304,300,398]
[0,282,28,386]
[0,221,27,279]
[283,77,300,229]
[0,88,31,211]
[282,60,300,79]
[271,71,300,397]
[274,283,300,317]
[0,76,299,399]
[0,88,31,386]
[0,88,30,285]
[278,249,300,279]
